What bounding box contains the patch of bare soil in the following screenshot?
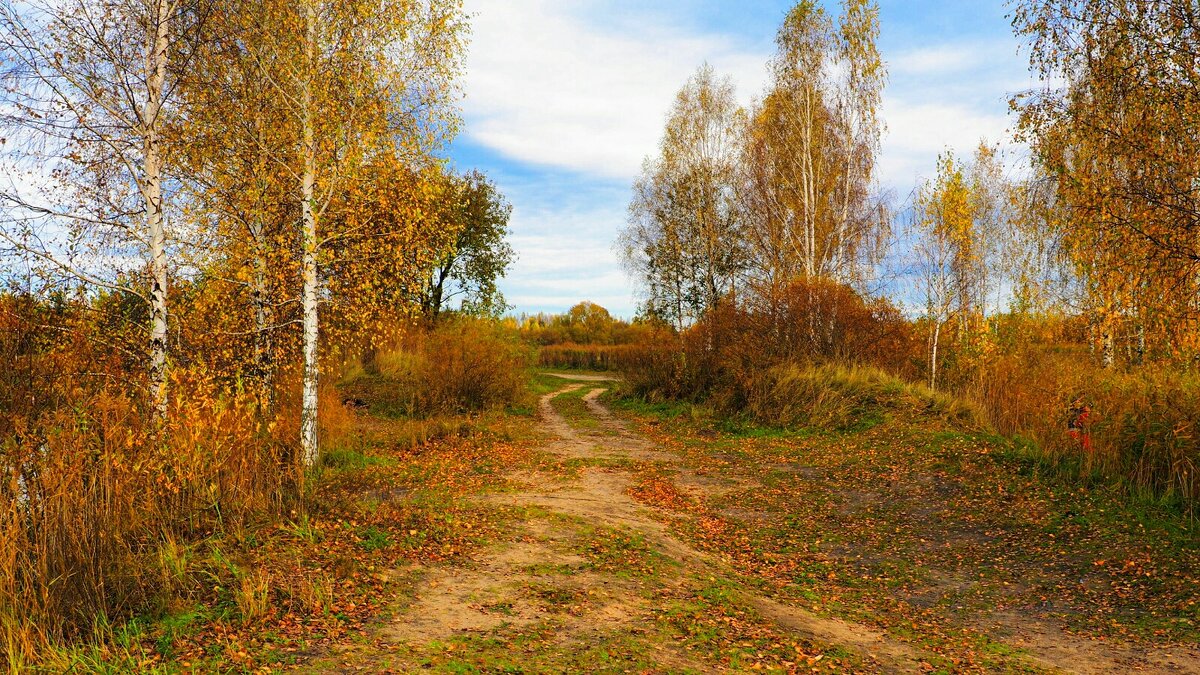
[384,385,932,672]
[750,595,929,672]
[989,611,1200,675]
[543,372,623,382]
[386,531,650,645]
[674,466,761,500]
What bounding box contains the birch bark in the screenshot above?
[299,0,320,466]
[143,0,172,419]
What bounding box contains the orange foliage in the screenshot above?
[0,370,287,653]
[619,279,915,403]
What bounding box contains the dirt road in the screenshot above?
[327,383,1200,673]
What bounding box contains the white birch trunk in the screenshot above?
[252,225,274,408]
[299,1,320,467]
[1101,329,1115,369]
[143,0,171,419]
[929,320,941,390]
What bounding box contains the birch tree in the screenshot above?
[741,0,887,292]
[254,0,463,465]
[621,65,747,329]
[1013,0,1200,364]
[914,153,973,389]
[174,0,298,408]
[0,0,206,417]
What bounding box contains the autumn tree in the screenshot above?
[0,0,210,417]
[621,64,747,330]
[172,0,299,407]
[1012,0,1200,365]
[244,0,464,464]
[419,169,514,321]
[740,0,887,294]
[323,161,461,347]
[913,154,973,389]
[560,302,616,345]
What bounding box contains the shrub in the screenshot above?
[743,279,916,371]
[420,321,529,414]
[616,279,916,405]
[349,319,529,418]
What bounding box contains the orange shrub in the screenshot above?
[617,279,916,406]
[351,319,530,418]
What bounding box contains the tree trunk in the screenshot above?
[929,320,941,390]
[252,227,274,410]
[299,1,320,467]
[1101,327,1115,369]
[143,0,171,420]
[251,118,275,412]
[429,265,449,322]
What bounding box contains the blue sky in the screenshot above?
[447,0,1037,318]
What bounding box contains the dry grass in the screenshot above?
[745,362,982,432]
[969,351,1200,511]
[0,367,366,668]
[610,283,1198,514]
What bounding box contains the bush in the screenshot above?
[743,279,916,370]
[351,319,529,418]
[421,321,529,414]
[617,279,916,405]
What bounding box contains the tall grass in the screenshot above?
[745,362,981,431]
[970,352,1199,511]
[0,370,300,666]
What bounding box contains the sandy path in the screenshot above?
[385,385,931,673]
[542,372,623,382]
[381,385,1200,674]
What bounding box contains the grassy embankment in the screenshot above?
[609,364,1199,669]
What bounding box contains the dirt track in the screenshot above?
[376,385,1200,674]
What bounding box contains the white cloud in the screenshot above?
[496,183,635,315]
[878,36,1033,192]
[889,41,1015,77]
[892,44,980,76]
[879,98,1012,191]
[462,0,768,181]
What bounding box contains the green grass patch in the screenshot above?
[576,525,670,578]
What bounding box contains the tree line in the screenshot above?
[621,0,886,332]
[623,0,1200,379]
[0,0,513,464]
